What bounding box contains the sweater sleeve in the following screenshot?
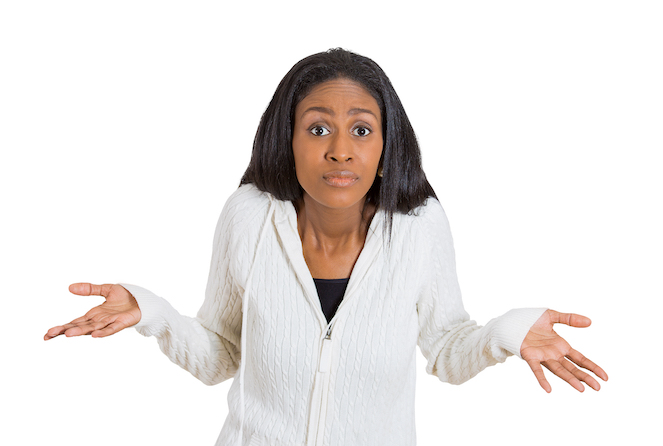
[120,186,265,386]
[415,199,547,385]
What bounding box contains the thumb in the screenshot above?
[550,310,592,328]
[69,282,112,297]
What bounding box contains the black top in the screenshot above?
[313,278,350,323]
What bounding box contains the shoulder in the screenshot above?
[390,197,454,251]
[220,183,273,227]
[210,184,278,281]
[212,184,275,247]
[393,197,451,234]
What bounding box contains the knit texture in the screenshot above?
[122,184,546,446]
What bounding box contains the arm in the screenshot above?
[416,199,607,391]
[121,192,253,386]
[120,281,241,386]
[44,187,262,386]
[416,199,546,384]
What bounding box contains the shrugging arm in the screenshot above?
[124,187,264,386]
[122,281,241,386]
[416,199,546,385]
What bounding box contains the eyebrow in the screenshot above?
[347,108,377,118]
[301,106,335,118]
[300,107,378,120]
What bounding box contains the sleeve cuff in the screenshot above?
[491,307,548,359]
[118,283,176,337]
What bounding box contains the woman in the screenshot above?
[44,48,607,446]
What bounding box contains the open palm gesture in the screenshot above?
[44,283,141,340]
[521,309,608,392]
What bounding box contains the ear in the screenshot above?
[377,152,385,177]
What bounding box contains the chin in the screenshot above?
[306,188,368,211]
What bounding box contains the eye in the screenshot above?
[352,126,371,137]
[310,125,330,136]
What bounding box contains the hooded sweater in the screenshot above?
[121,184,546,446]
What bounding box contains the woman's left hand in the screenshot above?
[520,309,608,393]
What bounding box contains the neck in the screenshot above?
[296,193,373,254]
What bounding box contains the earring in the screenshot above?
[377,167,383,178]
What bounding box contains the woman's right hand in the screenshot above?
[44,283,142,340]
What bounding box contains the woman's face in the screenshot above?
[292,78,383,211]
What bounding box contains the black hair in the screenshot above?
[240,48,436,236]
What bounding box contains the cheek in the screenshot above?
[366,140,384,169]
[292,145,317,186]
[291,137,305,171]
[292,133,324,168]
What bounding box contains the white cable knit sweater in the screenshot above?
[122,184,546,446]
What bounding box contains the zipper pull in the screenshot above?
[319,327,333,373]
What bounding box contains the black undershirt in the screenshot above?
[313,278,350,323]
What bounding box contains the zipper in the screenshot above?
[306,325,333,446]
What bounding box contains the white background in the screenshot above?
[2,1,661,445]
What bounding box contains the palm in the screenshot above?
[521,310,608,392]
[44,283,141,340]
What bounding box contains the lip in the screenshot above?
[322,170,359,187]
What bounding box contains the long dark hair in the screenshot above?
[240,48,436,235]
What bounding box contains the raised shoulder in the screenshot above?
[387,197,456,266]
[392,197,451,239]
[212,185,274,260]
[417,198,454,249]
[219,184,273,231]
[412,197,448,224]
[209,184,276,287]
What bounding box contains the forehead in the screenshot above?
[296,79,380,115]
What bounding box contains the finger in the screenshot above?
[91,320,127,338]
[543,360,585,392]
[68,314,94,325]
[550,311,592,328]
[51,313,112,337]
[63,319,111,337]
[526,359,552,393]
[567,349,609,382]
[44,325,67,340]
[69,283,114,298]
[560,358,601,391]
[45,323,84,339]
[44,312,95,339]
[44,317,85,339]
[45,288,105,340]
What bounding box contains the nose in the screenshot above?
[326,133,353,163]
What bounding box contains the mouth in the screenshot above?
[322,171,359,187]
